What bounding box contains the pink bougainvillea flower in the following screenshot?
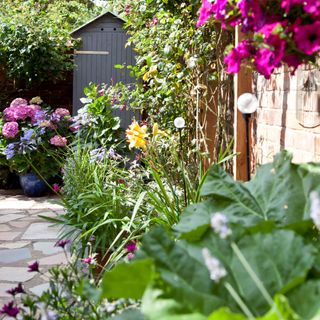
[2,122,19,138]
[304,0,320,17]
[254,47,283,79]
[238,0,265,32]
[9,98,27,108]
[50,135,68,147]
[281,0,305,13]
[283,53,303,73]
[196,0,215,26]
[224,40,253,74]
[0,301,19,318]
[294,21,320,55]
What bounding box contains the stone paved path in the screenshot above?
[0,190,66,310]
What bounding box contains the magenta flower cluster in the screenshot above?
[197,0,320,78]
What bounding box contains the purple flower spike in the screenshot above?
[28,261,39,272]
[54,239,71,249]
[6,283,25,296]
[0,301,19,317]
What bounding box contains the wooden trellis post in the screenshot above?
[233,28,253,181]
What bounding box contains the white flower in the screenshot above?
[202,248,227,282]
[211,213,232,239]
[310,191,320,230]
[187,56,198,68]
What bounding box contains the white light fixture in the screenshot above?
[174,117,185,129]
[237,93,258,114]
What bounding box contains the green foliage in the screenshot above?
[74,83,122,149]
[57,143,150,258]
[0,0,101,84]
[100,151,320,319]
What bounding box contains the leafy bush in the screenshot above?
[73,83,122,149]
[101,151,320,319]
[0,0,101,85]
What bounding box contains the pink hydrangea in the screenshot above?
[9,98,28,108]
[294,21,320,55]
[54,108,70,118]
[50,135,68,147]
[3,107,16,121]
[12,105,30,121]
[28,104,42,120]
[2,122,19,138]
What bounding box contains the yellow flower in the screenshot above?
[126,120,148,150]
[152,123,167,138]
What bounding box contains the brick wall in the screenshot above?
[252,65,320,167]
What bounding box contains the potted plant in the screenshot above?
[0,97,74,196]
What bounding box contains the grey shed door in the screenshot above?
[73,26,140,129]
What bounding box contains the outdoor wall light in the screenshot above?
[174,117,186,129]
[237,93,258,181]
[174,117,187,206]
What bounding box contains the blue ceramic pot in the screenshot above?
[19,173,48,197]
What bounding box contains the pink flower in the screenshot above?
[2,122,19,138]
[294,21,320,55]
[224,40,253,74]
[50,135,68,147]
[13,105,30,121]
[10,98,27,108]
[27,104,41,120]
[281,0,305,13]
[238,0,265,32]
[196,0,215,27]
[304,0,320,17]
[126,240,137,253]
[0,301,19,318]
[3,107,16,121]
[127,253,135,261]
[53,184,60,193]
[54,108,70,118]
[283,53,303,73]
[254,48,282,79]
[83,254,97,265]
[28,261,39,272]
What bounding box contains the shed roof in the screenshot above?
[71,11,126,35]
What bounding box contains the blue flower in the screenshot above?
[21,129,35,142]
[4,143,18,160]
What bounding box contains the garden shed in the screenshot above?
[71,11,139,128]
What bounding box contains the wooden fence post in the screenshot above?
[233,27,253,181]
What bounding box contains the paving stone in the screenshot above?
[29,283,50,296]
[0,241,31,249]
[33,242,63,255]
[0,213,26,224]
[21,223,61,240]
[38,253,67,265]
[0,267,36,282]
[0,282,18,297]
[0,209,24,215]
[8,221,31,228]
[0,225,11,232]
[0,232,20,241]
[0,248,31,264]
[38,211,57,219]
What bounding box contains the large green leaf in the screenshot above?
[230,230,316,315]
[208,308,246,320]
[140,227,226,315]
[101,259,155,299]
[141,287,207,320]
[256,295,300,320]
[112,309,145,320]
[288,280,320,319]
[176,151,320,239]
